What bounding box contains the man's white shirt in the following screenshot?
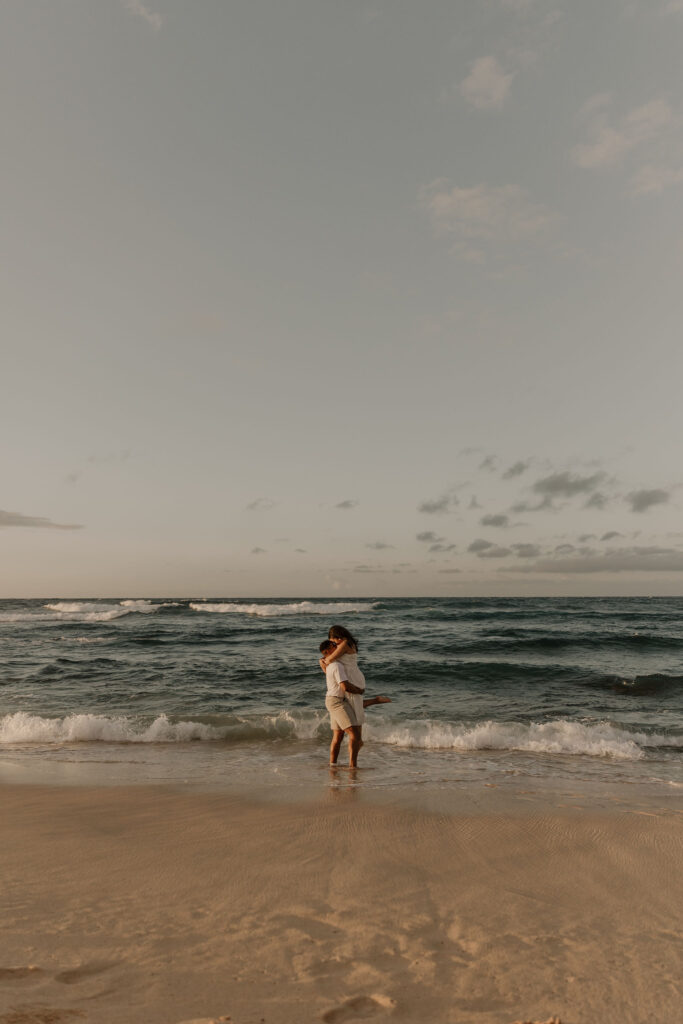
[325,661,348,697]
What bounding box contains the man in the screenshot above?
[319,639,390,768]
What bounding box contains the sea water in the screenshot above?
[1,597,682,804]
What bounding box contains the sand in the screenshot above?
[1,783,681,1024]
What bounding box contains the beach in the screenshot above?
[2,782,681,1024]
[2,597,682,1022]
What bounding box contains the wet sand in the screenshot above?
[1,783,682,1024]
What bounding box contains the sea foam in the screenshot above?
[2,711,679,760]
[188,601,378,616]
[363,718,683,759]
[0,600,174,624]
[0,711,224,744]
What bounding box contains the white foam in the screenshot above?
[0,712,224,744]
[188,601,378,617]
[0,600,173,624]
[119,600,164,613]
[0,710,331,745]
[44,602,131,621]
[2,711,678,760]
[364,718,683,759]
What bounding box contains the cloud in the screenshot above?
[479,455,498,472]
[480,546,512,559]
[572,95,673,169]
[505,546,683,573]
[438,568,462,574]
[502,460,529,479]
[461,56,514,110]
[584,492,608,510]
[246,497,275,512]
[419,179,557,262]
[627,488,670,513]
[0,510,83,530]
[418,494,458,514]
[295,548,307,554]
[366,541,394,550]
[417,529,456,554]
[335,499,358,510]
[250,547,267,555]
[532,471,606,499]
[511,543,542,558]
[415,532,457,554]
[349,562,415,575]
[627,163,683,196]
[123,0,163,31]
[601,531,622,541]
[468,539,511,557]
[469,495,482,510]
[510,498,552,514]
[480,514,510,528]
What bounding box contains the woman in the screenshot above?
[320,625,389,739]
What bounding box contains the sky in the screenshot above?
[2,0,683,598]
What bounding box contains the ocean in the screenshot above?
[1,596,682,805]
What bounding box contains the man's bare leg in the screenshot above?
[329,729,344,765]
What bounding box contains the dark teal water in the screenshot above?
[1,597,682,795]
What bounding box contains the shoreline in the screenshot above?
[2,782,682,1024]
[1,737,681,820]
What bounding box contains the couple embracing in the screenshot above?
[318,624,390,768]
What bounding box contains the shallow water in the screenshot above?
[1,596,682,799]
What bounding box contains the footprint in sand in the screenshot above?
[54,962,114,985]
[0,968,45,984]
[322,994,395,1023]
[0,1008,85,1024]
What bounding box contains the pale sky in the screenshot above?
[2,0,683,598]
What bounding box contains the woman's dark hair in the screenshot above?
[328,624,359,650]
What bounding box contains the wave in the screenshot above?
[438,631,683,655]
[606,673,683,695]
[0,601,177,624]
[0,711,225,743]
[364,718,683,759]
[2,711,680,760]
[0,711,322,745]
[188,601,378,617]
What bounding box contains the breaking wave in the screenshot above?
[188,601,378,616]
[364,718,683,759]
[1,711,680,760]
[0,601,178,624]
